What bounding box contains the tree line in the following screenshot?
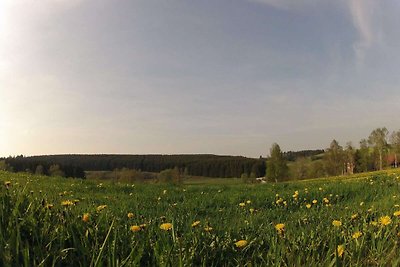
[267,127,400,182]
[2,154,266,179]
[1,155,86,178]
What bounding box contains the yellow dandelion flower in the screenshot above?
[393,211,400,217]
[4,181,11,187]
[246,200,251,204]
[337,245,345,258]
[379,216,391,226]
[249,208,255,213]
[130,225,141,232]
[275,223,285,234]
[312,199,318,204]
[323,198,329,204]
[332,220,342,227]
[127,212,134,219]
[239,202,246,207]
[306,204,312,209]
[96,205,107,212]
[61,200,74,207]
[82,213,90,222]
[235,240,248,248]
[352,231,362,239]
[204,226,213,232]
[192,221,200,227]
[160,223,173,231]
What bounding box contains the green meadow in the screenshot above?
[1,170,400,266]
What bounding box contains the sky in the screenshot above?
[1,0,400,158]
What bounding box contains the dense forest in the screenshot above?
[3,154,266,179]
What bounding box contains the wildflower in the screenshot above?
[352,231,362,239]
[379,216,391,226]
[192,221,200,227]
[127,212,134,219]
[312,199,318,204]
[96,205,107,212]
[204,226,213,232]
[275,223,285,234]
[306,204,311,209]
[4,181,11,187]
[323,198,329,204]
[246,200,251,204]
[337,245,345,258]
[235,240,248,248]
[239,202,246,207]
[61,200,74,207]
[351,214,358,220]
[160,223,173,231]
[394,211,400,217]
[249,208,255,214]
[130,225,141,232]
[332,220,342,227]
[82,213,90,222]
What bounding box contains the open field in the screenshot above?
[2,170,400,266]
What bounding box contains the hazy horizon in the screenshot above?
[1,0,400,158]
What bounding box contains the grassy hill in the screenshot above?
[1,169,400,266]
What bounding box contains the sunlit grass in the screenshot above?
[1,170,400,266]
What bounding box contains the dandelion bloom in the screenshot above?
[332,220,342,227]
[352,231,362,239]
[239,202,246,207]
[323,198,329,204]
[394,211,400,217]
[235,240,248,248]
[4,181,11,187]
[337,245,345,258]
[192,221,200,227]
[61,200,74,207]
[204,226,213,232]
[82,213,90,222]
[379,216,391,226]
[160,223,173,231]
[275,223,285,234]
[127,212,134,219]
[249,208,255,214]
[96,205,107,212]
[246,200,251,204]
[306,204,311,209]
[312,200,318,204]
[130,225,141,232]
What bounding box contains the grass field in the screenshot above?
[2,170,400,266]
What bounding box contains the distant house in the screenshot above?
[387,153,398,168]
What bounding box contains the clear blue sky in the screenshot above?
[1,0,400,157]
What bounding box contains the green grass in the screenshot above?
[1,170,400,266]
